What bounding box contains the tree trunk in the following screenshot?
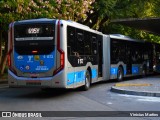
[98,15,109,32]
[0,53,7,75]
[0,31,8,76]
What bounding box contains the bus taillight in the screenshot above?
[32,50,38,54]
[7,54,11,67]
[60,53,64,66]
[8,23,13,68]
[53,20,65,75]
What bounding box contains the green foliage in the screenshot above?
[107,0,160,43]
[0,0,94,30]
[0,0,95,75]
[0,0,160,44]
[0,0,160,75]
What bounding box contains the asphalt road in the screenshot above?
[0,77,160,120]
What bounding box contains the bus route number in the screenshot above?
[78,59,83,64]
[28,28,40,34]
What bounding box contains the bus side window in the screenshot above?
[111,40,119,64]
[84,31,92,55]
[67,26,75,56]
[76,28,84,55]
[91,35,97,55]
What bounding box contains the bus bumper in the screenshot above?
[8,70,66,88]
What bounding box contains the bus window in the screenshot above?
[67,26,75,56]
[14,23,55,55]
[91,35,97,55]
[84,31,92,55]
[111,40,119,64]
[76,28,84,55]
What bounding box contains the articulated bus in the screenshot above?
[8,18,154,90]
[109,34,153,81]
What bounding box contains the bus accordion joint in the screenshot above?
[53,20,65,75]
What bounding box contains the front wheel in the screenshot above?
[117,67,123,82]
[82,70,91,91]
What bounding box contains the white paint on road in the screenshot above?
[118,94,160,103]
[107,102,113,105]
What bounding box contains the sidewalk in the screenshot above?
[0,78,8,84]
[111,75,160,97]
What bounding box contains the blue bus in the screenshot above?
[8,19,154,90]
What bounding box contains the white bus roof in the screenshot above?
[16,18,55,23]
[15,18,103,35]
[63,20,103,35]
[67,20,90,29]
[109,34,145,43]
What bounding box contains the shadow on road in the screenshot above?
[1,73,159,99]
[14,88,75,99]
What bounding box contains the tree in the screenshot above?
[82,0,117,31]
[107,0,160,43]
[0,0,94,76]
[1,0,160,76]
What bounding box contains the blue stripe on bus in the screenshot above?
[67,72,75,85]
[91,69,97,79]
[67,69,97,85]
[67,71,85,85]
[124,70,127,75]
[132,66,139,74]
[110,67,127,75]
[110,67,118,75]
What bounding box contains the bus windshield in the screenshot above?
[14,23,55,55]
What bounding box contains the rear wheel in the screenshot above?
[82,70,91,91]
[117,67,123,82]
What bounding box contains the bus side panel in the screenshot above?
[102,35,110,80]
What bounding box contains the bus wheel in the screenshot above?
[82,70,91,91]
[117,67,123,82]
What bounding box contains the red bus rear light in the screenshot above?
[53,20,65,75]
[60,53,64,66]
[8,23,13,67]
[7,54,11,67]
[32,50,38,54]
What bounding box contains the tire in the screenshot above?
[82,70,91,91]
[117,67,123,82]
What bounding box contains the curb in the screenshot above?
[110,86,160,97]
